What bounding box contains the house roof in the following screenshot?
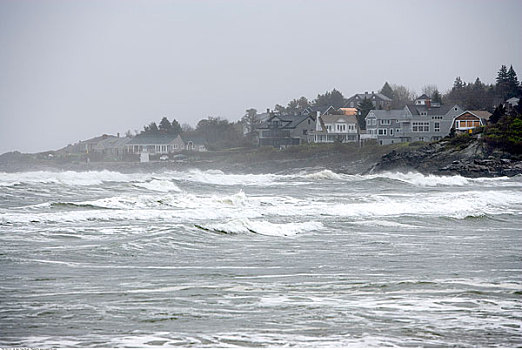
[127,134,182,145]
[405,104,461,116]
[368,109,410,119]
[321,114,358,125]
[345,92,392,103]
[94,136,131,150]
[258,114,314,129]
[339,108,357,116]
[416,94,430,100]
[465,110,492,121]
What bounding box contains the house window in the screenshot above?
[412,122,429,132]
[396,128,401,133]
[434,122,440,132]
[378,129,387,135]
[380,119,391,125]
[390,128,394,135]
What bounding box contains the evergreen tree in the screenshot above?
[357,98,374,130]
[380,82,394,100]
[142,122,159,135]
[159,117,172,133]
[490,104,506,124]
[297,96,310,111]
[453,76,464,90]
[170,119,182,135]
[496,65,510,99]
[314,89,346,109]
[241,108,259,142]
[507,65,520,98]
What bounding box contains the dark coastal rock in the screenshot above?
[372,137,522,178]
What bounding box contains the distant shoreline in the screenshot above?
[1,138,521,177]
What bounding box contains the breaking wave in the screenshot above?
[195,218,323,237]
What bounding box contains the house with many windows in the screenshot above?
[256,113,316,148]
[365,95,463,145]
[312,114,359,143]
[126,134,185,155]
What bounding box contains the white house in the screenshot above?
[312,114,359,143]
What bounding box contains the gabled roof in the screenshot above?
[305,105,336,116]
[94,136,131,150]
[127,134,182,145]
[321,114,358,125]
[315,114,359,134]
[258,114,314,129]
[460,110,492,121]
[367,109,410,119]
[345,92,392,104]
[405,104,461,116]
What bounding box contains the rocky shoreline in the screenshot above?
[1,138,521,177]
[370,138,522,177]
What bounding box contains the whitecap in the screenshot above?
[134,179,181,192]
[196,218,323,237]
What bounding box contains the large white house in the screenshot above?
[312,114,359,143]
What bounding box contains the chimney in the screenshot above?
[117,132,120,138]
[365,91,368,95]
[316,112,322,131]
[371,91,374,94]
[267,108,270,114]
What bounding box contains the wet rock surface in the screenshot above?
[372,138,522,177]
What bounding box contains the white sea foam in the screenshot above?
[301,169,344,180]
[178,169,280,186]
[370,171,470,187]
[133,179,181,192]
[0,170,135,187]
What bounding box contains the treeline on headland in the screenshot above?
[134,64,521,153]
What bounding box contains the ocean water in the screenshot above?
[0,169,521,347]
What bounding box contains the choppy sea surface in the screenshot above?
[0,169,521,347]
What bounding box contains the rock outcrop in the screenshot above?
[371,137,522,177]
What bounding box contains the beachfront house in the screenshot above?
[256,113,316,148]
[365,95,463,145]
[312,114,359,143]
[126,134,185,155]
[451,110,492,133]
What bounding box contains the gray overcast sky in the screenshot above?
[1,0,521,154]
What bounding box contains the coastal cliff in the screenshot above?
[370,135,522,177]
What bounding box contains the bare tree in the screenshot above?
[391,84,415,108]
[422,84,438,98]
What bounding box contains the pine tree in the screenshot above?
[159,117,172,133]
[380,82,394,100]
[357,98,374,130]
[170,119,182,136]
[507,65,520,98]
[432,89,442,104]
[489,104,506,124]
[496,65,510,99]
